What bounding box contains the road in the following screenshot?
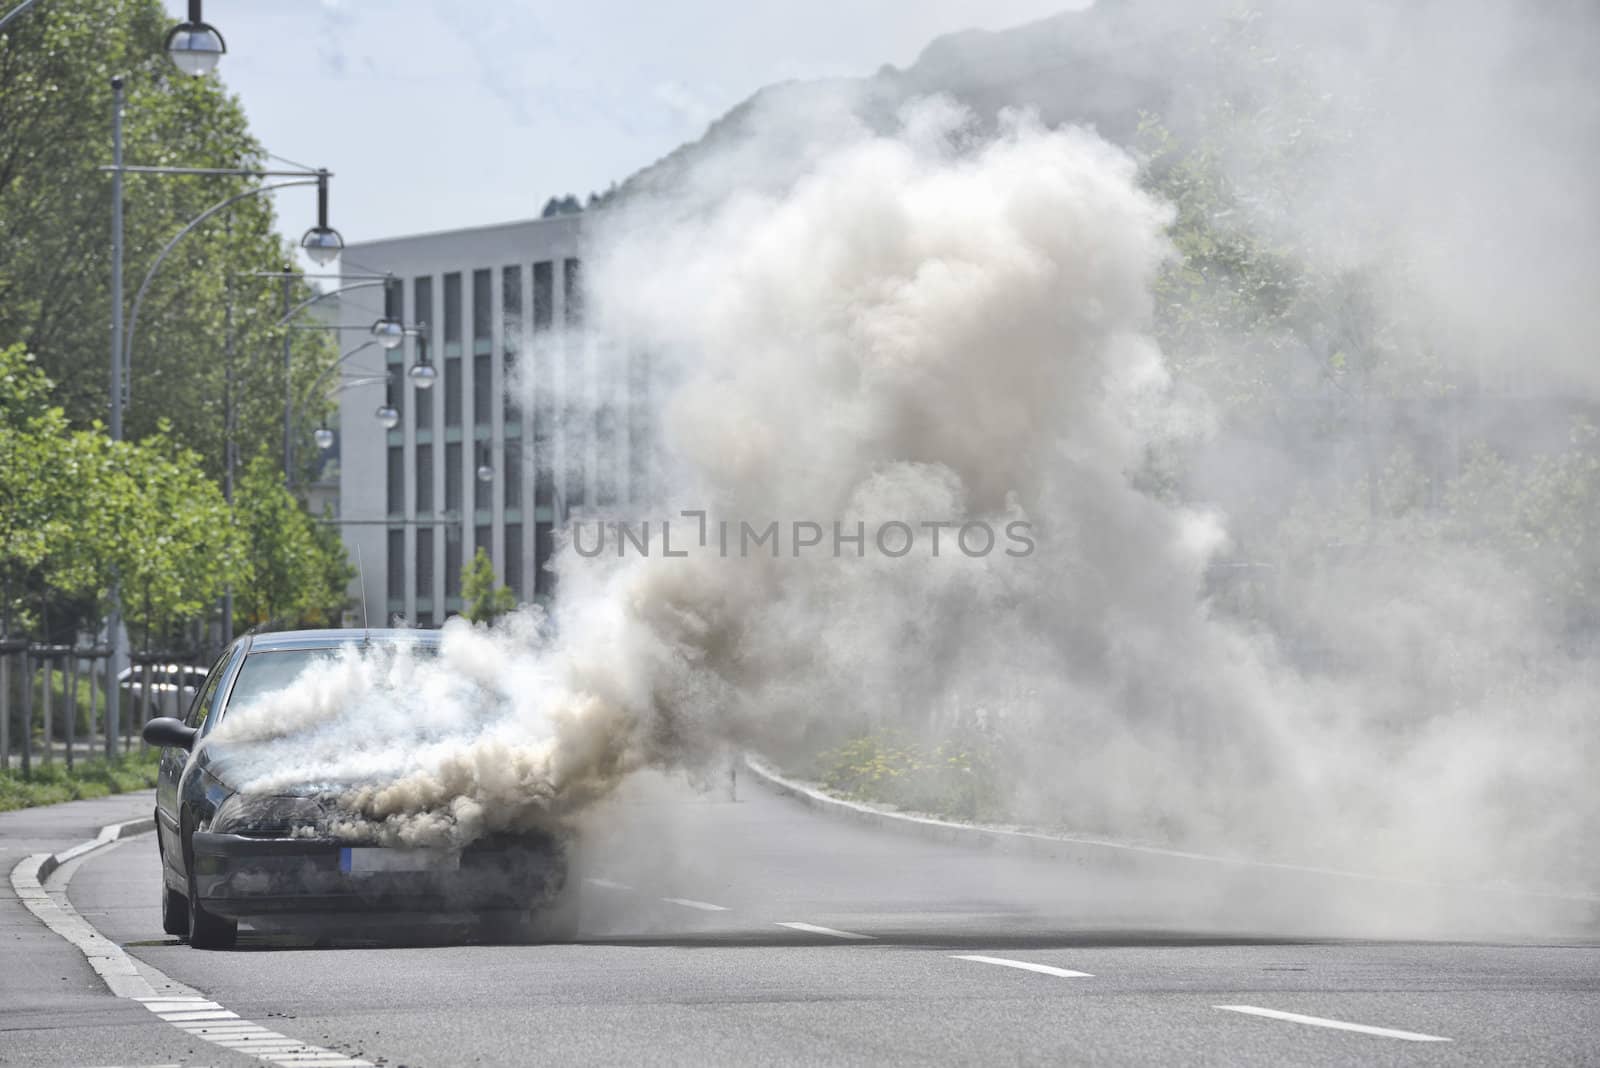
[7,772,1599,1066]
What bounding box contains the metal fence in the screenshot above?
[0,643,210,775]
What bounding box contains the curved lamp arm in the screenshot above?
[276,277,390,326]
[122,176,317,412]
[286,339,382,463]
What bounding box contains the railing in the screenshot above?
[0,640,210,775]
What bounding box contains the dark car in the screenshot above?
[142,628,577,949]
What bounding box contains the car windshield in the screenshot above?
[222,642,439,719]
[224,650,334,715]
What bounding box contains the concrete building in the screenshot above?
[336,214,650,626]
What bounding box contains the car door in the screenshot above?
[156,647,230,872]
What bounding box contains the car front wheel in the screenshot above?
[161,882,188,938]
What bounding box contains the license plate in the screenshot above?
[339,847,459,873]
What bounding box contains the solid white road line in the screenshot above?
[951,954,1094,978]
[1215,1005,1452,1042]
[661,896,730,912]
[12,827,376,1067]
[775,921,875,940]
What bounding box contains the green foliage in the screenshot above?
[232,452,350,630]
[0,346,236,642]
[461,547,517,625]
[0,749,160,812]
[809,727,1006,823]
[0,0,338,484]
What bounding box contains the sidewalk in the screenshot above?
[0,791,163,1066]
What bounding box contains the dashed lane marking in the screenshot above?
[584,877,635,891]
[951,954,1094,978]
[661,896,730,911]
[1215,1005,1452,1042]
[775,921,875,940]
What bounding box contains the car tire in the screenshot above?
[181,821,237,950]
[161,882,189,938]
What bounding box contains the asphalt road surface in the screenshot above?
[9,772,1600,1066]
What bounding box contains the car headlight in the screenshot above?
[211,793,329,838]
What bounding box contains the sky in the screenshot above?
[167,1,1086,258]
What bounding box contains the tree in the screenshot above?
[0,344,237,647]
[461,547,516,625]
[0,0,338,485]
[231,452,351,631]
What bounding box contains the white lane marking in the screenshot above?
[951,954,1094,978]
[158,1009,240,1021]
[1215,1005,1452,1042]
[661,896,729,912]
[12,829,376,1067]
[584,877,634,891]
[775,921,875,940]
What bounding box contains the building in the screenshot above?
[336,214,651,626]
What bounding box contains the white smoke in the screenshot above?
[211,47,1598,928]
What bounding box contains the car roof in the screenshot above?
[244,628,442,653]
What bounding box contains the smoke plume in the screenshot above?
[213,0,1599,931]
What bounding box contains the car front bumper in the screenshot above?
[189,832,565,920]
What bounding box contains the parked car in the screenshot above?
[119,662,208,702]
[141,628,577,949]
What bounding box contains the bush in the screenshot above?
[808,726,1008,823]
[0,749,160,812]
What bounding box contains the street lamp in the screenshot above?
[165,0,226,77]
[476,444,495,484]
[376,404,400,430]
[409,357,437,389]
[300,170,343,266]
[314,425,335,450]
[371,318,405,349]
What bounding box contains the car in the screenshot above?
[141,628,577,949]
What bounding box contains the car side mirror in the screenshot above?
[143,716,198,751]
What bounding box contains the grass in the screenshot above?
[806,728,1009,824]
[0,748,161,812]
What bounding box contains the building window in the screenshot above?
[415,444,433,514]
[385,361,403,421]
[413,276,433,430]
[472,268,492,352]
[565,339,586,508]
[475,444,492,512]
[504,523,523,599]
[473,353,492,430]
[416,528,434,602]
[444,358,462,427]
[445,528,462,598]
[442,272,462,354]
[475,524,492,563]
[535,521,555,597]
[532,261,553,331]
[504,441,522,510]
[503,349,521,428]
[445,442,462,513]
[502,265,522,349]
[386,528,405,603]
[563,258,583,326]
[386,446,403,516]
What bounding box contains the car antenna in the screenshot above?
[355,544,369,636]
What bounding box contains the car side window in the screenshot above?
[184,653,229,730]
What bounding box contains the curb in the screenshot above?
[740,756,1600,908]
[30,814,156,886]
